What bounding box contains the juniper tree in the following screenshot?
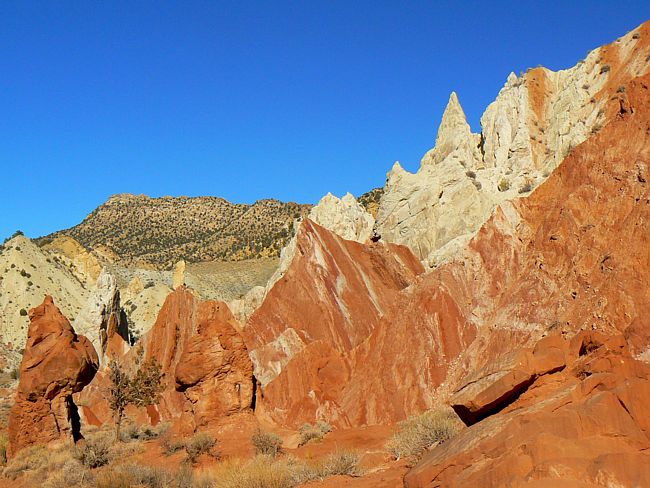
[107,354,162,442]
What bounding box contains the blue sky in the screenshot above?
[1,1,648,240]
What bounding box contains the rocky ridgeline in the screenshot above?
[374,25,650,267]
[39,194,312,269]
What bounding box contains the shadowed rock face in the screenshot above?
[7,296,98,459]
[404,332,650,487]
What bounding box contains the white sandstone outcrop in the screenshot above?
[375,27,650,267]
[72,269,129,363]
[308,192,374,243]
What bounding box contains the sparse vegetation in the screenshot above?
[518,182,534,194]
[106,354,163,441]
[386,409,462,463]
[357,187,384,218]
[251,429,283,457]
[72,433,113,468]
[37,196,311,269]
[298,421,332,446]
[0,432,7,466]
[184,432,218,464]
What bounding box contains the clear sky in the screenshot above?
[1,1,648,241]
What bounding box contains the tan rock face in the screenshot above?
[41,235,102,287]
[172,260,186,289]
[375,23,650,267]
[404,332,650,487]
[8,296,98,458]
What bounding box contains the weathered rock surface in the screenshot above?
[79,287,254,433]
[308,192,375,243]
[40,235,102,287]
[72,269,129,364]
[7,296,98,458]
[172,260,186,289]
[375,23,650,267]
[245,219,423,385]
[249,53,650,430]
[405,332,650,487]
[0,235,90,349]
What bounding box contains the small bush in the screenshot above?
[10,368,19,380]
[319,450,360,477]
[465,170,476,179]
[122,422,168,442]
[0,432,7,466]
[298,421,332,446]
[498,178,510,192]
[185,432,217,464]
[386,409,462,463]
[600,64,611,74]
[3,445,49,479]
[162,436,185,456]
[72,433,113,468]
[633,32,640,39]
[19,308,27,316]
[617,85,626,93]
[518,182,533,194]
[252,429,283,457]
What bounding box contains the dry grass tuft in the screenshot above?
[386,409,462,463]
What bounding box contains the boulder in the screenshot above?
[7,296,98,458]
[404,333,650,487]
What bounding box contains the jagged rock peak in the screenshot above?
[421,91,481,168]
[72,268,129,364]
[308,192,374,243]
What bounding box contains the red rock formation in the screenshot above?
[244,219,424,426]
[404,332,650,487]
[249,69,650,431]
[7,296,98,458]
[79,287,254,433]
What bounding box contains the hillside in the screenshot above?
[39,194,312,269]
[0,235,89,348]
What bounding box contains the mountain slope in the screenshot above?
[0,235,89,348]
[40,194,312,269]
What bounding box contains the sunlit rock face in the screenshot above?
[375,25,650,267]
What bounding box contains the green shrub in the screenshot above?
[298,421,333,446]
[498,178,510,192]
